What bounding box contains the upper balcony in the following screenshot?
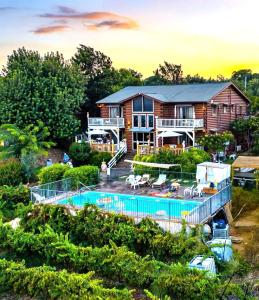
[156,118,204,130]
[88,117,125,129]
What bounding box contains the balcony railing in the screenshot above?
[157,118,204,128]
[88,117,125,128]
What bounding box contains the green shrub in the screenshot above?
[89,151,112,167]
[69,142,91,166]
[63,165,99,189]
[0,158,24,186]
[0,185,30,221]
[38,163,70,184]
[0,259,133,300]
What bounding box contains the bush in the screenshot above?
[69,142,91,166]
[38,163,70,184]
[63,165,99,189]
[89,151,112,167]
[0,158,24,186]
[0,184,30,221]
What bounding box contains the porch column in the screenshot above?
[193,131,196,146]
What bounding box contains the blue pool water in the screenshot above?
[58,191,202,219]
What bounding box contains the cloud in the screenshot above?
[87,20,138,30]
[57,6,77,14]
[0,6,16,11]
[32,25,69,34]
[39,9,139,30]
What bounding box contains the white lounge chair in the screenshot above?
[193,183,209,197]
[125,175,135,185]
[32,192,45,203]
[184,185,194,197]
[131,175,142,190]
[152,174,167,189]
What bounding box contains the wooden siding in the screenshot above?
[100,105,109,118]
[121,100,133,150]
[207,86,249,132]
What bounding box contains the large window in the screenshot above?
[175,105,194,119]
[133,132,154,150]
[133,96,153,112]
[132,114,154,128]
[109,106,122,118]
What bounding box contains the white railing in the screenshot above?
[157,118,204,128]
[88,117,125,128]
[107,140,127,169]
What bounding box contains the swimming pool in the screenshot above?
[58,191,202,219]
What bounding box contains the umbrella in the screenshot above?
[158,131,182,138]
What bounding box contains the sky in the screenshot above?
[1,0,259,78]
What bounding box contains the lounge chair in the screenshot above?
[193,183,209,197]
[125,175,135,185]
[138,174,151,187]
[131,175,142,190]
[32,192,45,203]
[184,185,194,197]
[152,174,167,189]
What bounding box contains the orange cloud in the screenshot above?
[87,20,138,30]
[39,9,139,31]
[32,25,69,34]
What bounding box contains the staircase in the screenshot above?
[113,152,136,169]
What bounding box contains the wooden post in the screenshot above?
[111,140,114,155]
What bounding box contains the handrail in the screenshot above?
[157,118,204,128]
[107,141,127,169]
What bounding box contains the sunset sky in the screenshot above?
[1,0,259,78]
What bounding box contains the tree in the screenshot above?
[198,132,234,153]
[0,48,85,140]
[72,45,143,124]
[155,61,183,84]
[0,122,55,181]
[143,75,169,85]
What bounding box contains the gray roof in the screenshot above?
[97,82,232,104]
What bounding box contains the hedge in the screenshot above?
[69,142,91,166]
[38,163,70,184]
[21,205,210,263]
[0,158,24,186]
[89,151,112,167]
[0,259,133,300]
[63,165,99,189]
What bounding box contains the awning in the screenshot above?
[129,128,153,133]
[89,129,109,135]
[158,131,182,138]
[124,159,181,169]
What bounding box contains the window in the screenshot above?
[133,96,142,112]
[176,105,194,119]
[132,132,154,150]
[231,105,234,113]
[133,115,138,127]
[133,96,154,112]
[211,105,217,116]
[223,105,228,113]
[240,106,243,114]
[141,115,146,127]
[143,97,153,112]
[109,106,120,118]
[148,115,154,128]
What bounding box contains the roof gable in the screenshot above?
[97,82,249,104]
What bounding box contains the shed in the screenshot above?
[232,156,259,171]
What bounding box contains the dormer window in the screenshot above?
[133,96,153,112]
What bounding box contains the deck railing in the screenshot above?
[90,142,116,154]
[157,118,204,128]
[137,145,203,155]
[88,117,125,128]
[186,185,232,224]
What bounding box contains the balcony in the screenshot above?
[88,117,125,128]
[157,118,204,130]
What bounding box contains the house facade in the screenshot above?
[88,82,249,153]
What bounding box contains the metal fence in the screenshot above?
[30,178,73,203]
[186,185,232,224]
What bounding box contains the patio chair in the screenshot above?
[138,174,151,187]
[131,175,142,190]
[193,184,206,197]
[125,175,135,185]
[152,174,167,189]
[184,185,195,197]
